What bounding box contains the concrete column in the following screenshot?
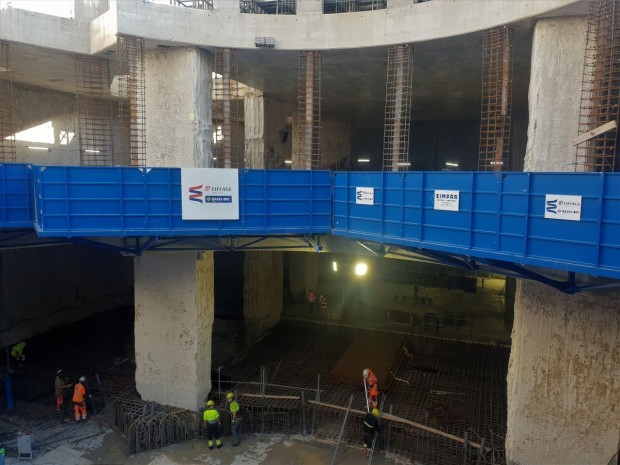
[135,47,214,410]
[244,86,265,168]
[507,17,620,465]
[243,251,283,345]
[74,0,109,20]
[135,252,214,410]
[144,47,212,167]
[297,0,322,13]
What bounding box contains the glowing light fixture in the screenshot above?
[355,263,368,276]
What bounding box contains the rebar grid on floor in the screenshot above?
[222,321,508,464]
[75,56,115,166]
[213,49,244,169]
[117,36,146,167]
[170,0,213,9]
[382,44,414,172]
[0,42,16,162]
[478,26,513,172]
[323,0,387,13]
[240,0,297,14]
[575,0,620,172]
[296,51,321,169]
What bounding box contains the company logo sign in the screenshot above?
[434,190,460,211]
[544,194,582,221]
[181,168,239,220]
[356,187,374,205]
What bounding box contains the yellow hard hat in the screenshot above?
[226,392,234,399]
[206,400,215,406]
[372,408,380,416]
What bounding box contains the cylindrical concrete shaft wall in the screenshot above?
[508,17,620,465]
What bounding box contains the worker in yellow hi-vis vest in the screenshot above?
[203,400,222,450]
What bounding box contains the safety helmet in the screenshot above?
[206,400,215,406]
[226,392,234,399]
[56,369,63,375]
[372,408,380,416]
[363,369,369,377]
[79,376,86,383]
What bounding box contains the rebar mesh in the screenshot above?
[222,320,508,464]
[170,0,213,9]
[213,49,244,169]
[323,0,387,13]
[117,36,146,167]
[75,56,115,166]
[478,26,513,172]
[0,42,16,163]
[382,44,414,172]
[240,0,296,14]
[575,0,620,172]
[295,51,321,170]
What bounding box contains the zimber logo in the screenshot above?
[187,185,233,204]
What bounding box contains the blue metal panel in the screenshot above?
[33,166,332,237]
[333,171,620,280]
[0,164,33,228]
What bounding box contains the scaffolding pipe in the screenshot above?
[331,394,354,465]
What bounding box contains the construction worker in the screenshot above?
[319,295,328,310]
[307,288,316,314]
[226,392,242,446]
[10,342,26,366]
[54,370,73,413]
[362,408,380,457]
[203,400,222,450]
[363,368,378,387]
[363,368,379,410]
[72,376,88,422]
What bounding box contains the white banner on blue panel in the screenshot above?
[181,168,239,220]
[356,187,374,205]
[544,194,582,221]
[434,190,460,211]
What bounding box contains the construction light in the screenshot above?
[358,158,370,163]
[284,160,292,164]
[490,161,504,165]
[355,263,368,276]
[445,162,459,167]
[85,149,100,153]
[332,261,338,272]
[397,162,411,166]
[27,146,49,151]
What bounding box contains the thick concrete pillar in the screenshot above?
[244,87,265,168]
[134,47,214,410]
[74,0,109,20]
[507,17,620,465]
[135,253,214,410]
[243,251,283,345]
[144,47,212,168]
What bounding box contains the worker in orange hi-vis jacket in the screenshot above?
[72,376,89,422]
[363,368,378,388]
[307,288,316,314]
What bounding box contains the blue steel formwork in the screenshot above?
[0,163,33,229]
[332,171,620,281]
[33,166,332,237]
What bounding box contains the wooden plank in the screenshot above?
[572,120,617,146]
[308,400,485,450]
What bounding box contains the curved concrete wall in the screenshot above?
[0,0,582,55]
[116,0,581,51]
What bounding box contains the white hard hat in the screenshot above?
[57,369,63,375]
[79,376,86,383]
[363,369,369,377]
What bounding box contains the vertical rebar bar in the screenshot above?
[382,44,414,171]
[296,51,321,169]
[0,42,15,163]
[75,56,115,166]
[301,390,307,435]
[478,26,513,171]
[331,394,354,465]
[214,49,242,168]
[117,36,146,167]
[575,0,620,172]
